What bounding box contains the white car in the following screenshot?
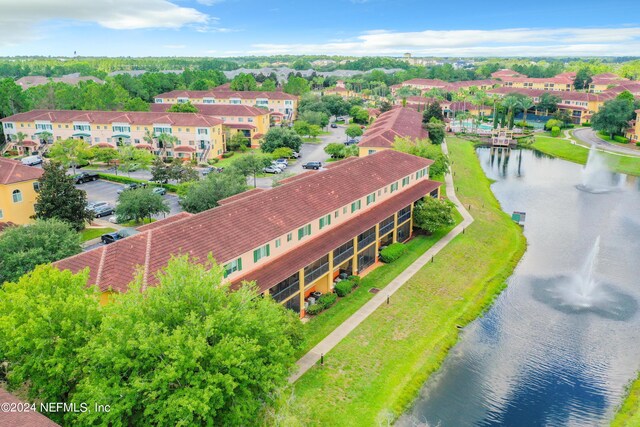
[108,214,123,224]
[270,162,286,171]
[21,155,43,166]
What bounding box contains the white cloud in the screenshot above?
[248,27,640,57]
[0,0,210,46]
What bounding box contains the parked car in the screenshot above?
[21,155,43,166]
[74,171,99,184]
[330,123,338,128]
[152,187,167,196]
[116,182,147,194]
[202,166,224,175]
[100,228,139,244]
[86,201,109,212]
[275,158,289,167]
[263,166,282,174]
[302,161,322,170]
[345,139,358,146]
[290,151,301,159]
[107,214,123,224]
[93,204,115,218]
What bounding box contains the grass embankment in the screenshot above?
[611,375,640,426]
[79,227,115,242]
[532,135,640,176]
[287,138,526,426]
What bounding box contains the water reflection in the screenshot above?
[399,148,640,427]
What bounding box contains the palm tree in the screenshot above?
[501,96,520,130]
[517,97,535,128]
[14,131,27,154]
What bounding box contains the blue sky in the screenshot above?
[0,0,639,57]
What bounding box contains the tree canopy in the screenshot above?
[115,188,170,224]
[261,127,303,153]
[179,170,248,213]
[167,102,199,113]
[413,197,455,234]
[592,98,636,138]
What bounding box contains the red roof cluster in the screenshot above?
[150,103,269,117]
[0,110,223,127]
[491,69,524,78]
[0,158,44,184]
[358,107,428,148]
[155,88,297,101]
[54,150,433,293]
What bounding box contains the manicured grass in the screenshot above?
[122,218,156,227]
[612,374,640,427]
[533,135,640,176]
[286,138,526,426]
[80,227,115,242]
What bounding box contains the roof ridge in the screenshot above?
[142,230,153,291]
[95,246,107,289]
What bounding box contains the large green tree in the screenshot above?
[261,127,303,153]
[393,136,450,176]
[345,124,364,139]
[0,219,81,284]
[33,162,94,230]
[425,117,445,145]
[179,170,248,213]
[283,76,310,96]
[167,102,199,113]
[70,255,302,426]
[230,73,258,91]
[0,265,102,423]
[413,197,455,234]
[115,188,170,224]
[116,145,155,176]
[48,138,93,173]
[422,101,444,124]
[229,152,271,188]
[592,98,636,139]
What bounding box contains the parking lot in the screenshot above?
[78,179,182,219]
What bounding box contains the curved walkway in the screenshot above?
[289,139,474,383]
[572,128,640,158]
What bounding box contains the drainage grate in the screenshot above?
[369,288,380,294]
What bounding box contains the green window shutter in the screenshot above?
[253,250,259,262]
[306,224,311,235]
[237,258,243,271]
[327,215,331,225]
[298,228,303,240]
[266,244,270,256]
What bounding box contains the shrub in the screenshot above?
[306,303,324,316]
[334,280,354,297]
[636,142,640,147]
[208,158,220,164]
[583,122,592,127]
[348,275,361,287]
[379,243,408,263]
[551,126,561,137]
[613,135,629,144]
[318,293,337,309]
[98,173,178,192]
[221,152,235,159]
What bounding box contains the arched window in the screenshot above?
[12,189,22,203]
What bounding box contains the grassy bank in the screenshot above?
[532,135,640,176]
[80,227,115,242]
[286,137,526,426]
[611,375,640,426]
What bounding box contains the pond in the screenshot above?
[398,147,640,426]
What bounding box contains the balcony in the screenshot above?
[357,233,376,249]
[304,261,329,285]
[398,210,411,224]
[379,221,395,236]
[271,278,300,303]
[333,246,354,266]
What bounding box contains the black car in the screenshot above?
[302,161,322,170]
[93,204,114,218]
[117,182,147,194]
[344,139,358,146]
[330,123,338,128]
[74,172,99,184]
[101,228,139,244]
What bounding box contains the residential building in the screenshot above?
[588,73,630,93]
[402,97,492,118]
[324,80,360,99]
[497,74,575,92]
[390,79,500,97]
[154,88,298,121]
[625,110,640,143]
[0,158,43,226]
[358,107,428,156]
[54,150,441,317]
[491,69,524,79]
[150,103,270,148]
[15,73,104,90]
[1,110,226,161]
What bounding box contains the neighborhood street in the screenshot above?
[573,128,640,157]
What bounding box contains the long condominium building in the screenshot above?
[54,150,441,316]
[357,107,428,157]
[154,88,298,121]
[1,110,226,161]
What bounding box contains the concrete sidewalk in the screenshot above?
[289,138,473,383]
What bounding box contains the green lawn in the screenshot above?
[283,138,526,426]
[533,135,640,176]
[80,227,115,242]
[611,374,640,427]
[122,218,156,227]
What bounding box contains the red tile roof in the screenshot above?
[231,179,440,292]
[401,78,448,87]
[0,221,16,232]
[218,188,265,205]
[491,69,524,78]
[0,158,44,184]
[0,388,59,426]
[137,212,193,232]
[150,103,268,117]
[54,150,433,293]
[155,89,297,101]
[487,87,601,102]
[358,107,428,148]
[0,110,223,127]
[174,146,196,153]
[223,123,256,130]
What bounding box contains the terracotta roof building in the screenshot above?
[358,107,428,156]
[55,150,441,316]
[0,158,44,225]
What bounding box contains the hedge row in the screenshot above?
[306,275,361,316]
[379,243,408,263]
[97,173,179,192]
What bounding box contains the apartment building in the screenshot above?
[0,158,43,226]
[402,97,492,118]
[54,150,441,317]
[391,79,500,96]
[1,110,226,161]
[150,103,270,148]
[625,110,640,143]
[154,88,298,121]
[588,73,630,93]
[358,107,428,156]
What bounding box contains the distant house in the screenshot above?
[0,158,44,225]
[588,73,630,93]
[15,73,104,89]
[357,107,428,157]
[625,110,640,142]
